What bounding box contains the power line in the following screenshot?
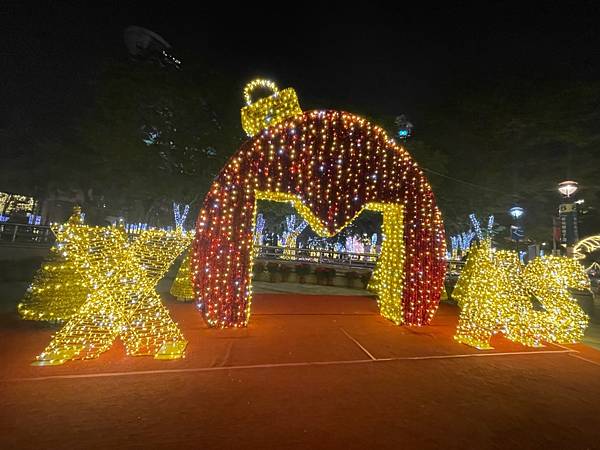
[421,167,507,194]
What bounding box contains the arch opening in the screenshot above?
[250,191,405,324]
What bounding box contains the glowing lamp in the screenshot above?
[509,206,525,220]
[558,180,578,198]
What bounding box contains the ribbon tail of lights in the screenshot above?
[573,235,600,271]
[33,220,192,366]
[170,250,195,301]
[454,240,590,349]
[191,79,446,329]
[18,210,90,323]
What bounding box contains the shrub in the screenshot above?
[295,263,311,283]
[360,272,371,288]
[325,267,337,285]
[253,261,265,275]
[345,271,359,288]
[266,262,280,282]
[279,264,292,282]
[314,267,328,285]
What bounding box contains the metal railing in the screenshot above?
[0,223,54,245]
[254,245,378,269]
[255,244,469,274]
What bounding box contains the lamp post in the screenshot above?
[557,180,579,258]
[509,205,525,252]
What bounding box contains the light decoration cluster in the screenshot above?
[173,202,190,230]
[573,235,600,271]
[450,231,476,256]
[0,191,37,216]
[240,79,303,136]
[33,213,192,365]
[453,240,590,349]
[18,212,89,323]
[254,213,266,246]
[366,203,406,324]
[192,86,446,328]
[281,215,308,259]
[345,235,365,254]
[170,251,195,301]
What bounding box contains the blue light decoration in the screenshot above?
[125,223,149,234]
[254,213,266,246]
[0,215,9,223]
[469,213,484,242]
[280,215,308,246]
[460,231,476,251]
[487,215,495,236]
[371,233,378,247]
[173,203,190,230]
[450,235,460,253]
[27,214,42,225]
[255,213,265,234]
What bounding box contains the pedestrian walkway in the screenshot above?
[1,294,600,449]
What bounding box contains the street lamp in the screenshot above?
[509,206,525,220]
[509,205,525,252]
[558,180,578,198]
[556,180,579,257]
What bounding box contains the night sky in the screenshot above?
[3,2,600,241]
[4,2,600,142]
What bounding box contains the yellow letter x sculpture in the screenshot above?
[34,220,192,366]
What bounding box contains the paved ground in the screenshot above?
[1,294,600,449]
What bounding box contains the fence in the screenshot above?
[0,223,54,245]
[0,226,469,275]
[254,245,378,269]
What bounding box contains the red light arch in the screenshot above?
[192,110,446,328]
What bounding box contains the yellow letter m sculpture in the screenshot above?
[453,242,590,349]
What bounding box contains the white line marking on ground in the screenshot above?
[340,328,377,360]
[551,343,579,352]
[568,353,600,367]
[4,349,580,383]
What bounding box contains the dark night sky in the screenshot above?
[4,1,600,143]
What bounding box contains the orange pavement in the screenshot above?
[1,294,600,449]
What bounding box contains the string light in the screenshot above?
[173,202,190,230]
[170,250,195,301]
[192,81,446,328]
[254,213,266,246]
[573,235,600,270]
[453,241,590,349]
[33,214,192,365]
[281,215,308,260]
[18,210,89,323]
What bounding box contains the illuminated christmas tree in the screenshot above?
[17,208,89,323]
[170,250,195,301]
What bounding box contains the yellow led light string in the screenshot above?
[34,221,192,365]
[366,203,405,324]
[18,209,89,323]
[241,79,303,136]
[522,256,589,344]
[454,240,591,349]
[170,250,195,301]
